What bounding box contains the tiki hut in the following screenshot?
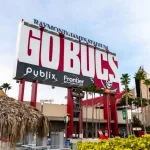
[0,90,7,97]
[0,95,50,147]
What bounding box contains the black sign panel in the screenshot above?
[14,61,94,88]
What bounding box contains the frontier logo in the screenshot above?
[64,75,84,87]
[23,67,58,82]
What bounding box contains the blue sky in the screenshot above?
[0,0,150,103]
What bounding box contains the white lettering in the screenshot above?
[33,70,38,77]
[26,67,32,74]
[108,54,119,82]
[25,67,55,80]
[64,40,80,75]
[18,23,40,66]
[95,50,108,81]
[52,74,56,79]
[49,72,51,78]
[64,75,84,86]
[41,32,60,69]
[81,45,95,78]
[40,70,45,77]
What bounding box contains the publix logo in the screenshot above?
[63,75,84,87]
[23,67,58,82]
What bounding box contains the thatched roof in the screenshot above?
[0,96,50,147]
[0,90,7,97]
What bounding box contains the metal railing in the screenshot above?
[21,144,70,150]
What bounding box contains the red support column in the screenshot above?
[103,94,111,138]
[110,95,118,136]
[81,102,83,138]
[31,82,38,107]
[79,99,83,139]
[67,88,74,138]
[18,79,25,102]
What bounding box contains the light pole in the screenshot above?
[64,115,69,139]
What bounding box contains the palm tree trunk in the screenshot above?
[138,104,140,119]
[94,92,96,138]
[140,80,146,134]
[131,102,133,134]
[146,85,149,128]
[86,91,88,138]
[96,102,98,137]
[79,92,82,139]
[99,94,101,129]
[92,92,94,138]
[125,85,130,136]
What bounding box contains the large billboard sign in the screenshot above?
[13,19,119,92]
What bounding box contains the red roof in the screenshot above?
[82,96,104,106]
[114,91,124,100]
[82,91,124,106]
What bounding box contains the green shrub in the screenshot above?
[75,135,150,150]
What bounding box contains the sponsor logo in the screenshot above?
[101,80,117,93]
[23,67,58,82]
[63,75,84,87]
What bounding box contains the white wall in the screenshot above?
[24,102,126,124]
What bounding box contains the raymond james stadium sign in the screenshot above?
[33,19,108,50]
[13,19,119,91]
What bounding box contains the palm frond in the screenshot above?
[120,74,131,86]
[134,70,146,80]
[143,79,150,86]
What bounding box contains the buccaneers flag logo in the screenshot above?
[101,80,117,94]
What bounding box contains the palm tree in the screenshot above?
[120,74,131,136]
[82,85,103,138]
[76,88,83,138]
[120,96,134,106]
[96,89,104,130]
[0,83,11,93]
[143,79,150,127]
[133,98,148,109]
[133,97,148,133]
[134,69,146,134]
[132,97,140,119]
[120,87,134,106]
[88,83,97,138]
[82,85,90,138]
